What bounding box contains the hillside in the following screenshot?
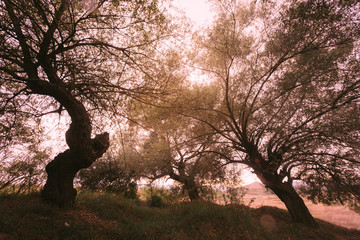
[244,182,269,195]
[0,192,359,240]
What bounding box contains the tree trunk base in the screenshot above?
[41,132,109,207]
[185,185,201,201]
[41,150,79,207]
[269,184,318,228]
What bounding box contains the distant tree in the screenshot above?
[193,0,360,227]
[133,94,228,201]
[0,117,50,193]
[0,0,171,206]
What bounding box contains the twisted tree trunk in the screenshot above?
[41,150,78,207]
[4,0,110,207]
[41,104,109,206]
[169,171,201,201]
[41,132,109,207]
[27,81,110,207]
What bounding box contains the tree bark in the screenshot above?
[30,81,110,207]
[184,183,201,201]
[270,184,318,227]
[41,132,109,207]
[255,171,318,228]
[169,171,201,201]
[243,144,318,228]
[41,150,78,207]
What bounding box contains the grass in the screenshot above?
[0,191,359,240]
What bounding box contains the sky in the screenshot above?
[172,0,215,27]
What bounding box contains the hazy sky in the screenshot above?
[172,0,215,27]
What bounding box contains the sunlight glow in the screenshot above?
[173,0,215,27]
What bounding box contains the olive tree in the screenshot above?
[193,0,360,227]
[129,84,228,201]
[0,0,170,206]
[139,124,226,201]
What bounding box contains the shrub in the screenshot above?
[140,185,187,204]
[78,159,138,198]
[148,195,163,208]
[123,182,138,199]
[0,157,47,194]
[222,186,246,205]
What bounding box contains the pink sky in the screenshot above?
[173,0,214,27]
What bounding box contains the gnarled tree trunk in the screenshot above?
[41,131,109,207]
[3,0,110,207]
[41,113,109,206]
[28,81,110,207]
[41,150,78,207]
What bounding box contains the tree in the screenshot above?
[193,0,360,227]
[140,127,226,201]
[132,88,227,201]
[0,0,170,206]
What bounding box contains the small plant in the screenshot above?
[222,186,246,205]
[148,195,163,208]
[78,159,137,196]
[141,186,187,204]
[123,182,138,199]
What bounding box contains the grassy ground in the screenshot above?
[0,192,359,240]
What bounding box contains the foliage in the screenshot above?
[0,141,50,194]
[0,0,171,117]
[0,0,175,205]
[140,185,188,204]
[148,195,163,208]
[222,186,247,205]
[130,89,230,200]
[0,116,50,194]
[0,0,359,223]
[298,180,360,210]
[78,157,138,197]
[123,182,138,200]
